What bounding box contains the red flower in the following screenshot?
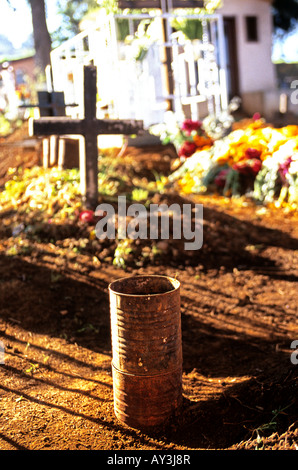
[279,156,292,176]
[245,148,262,159]
[252,112,261,121]
[250,159,262,174]
[79,210,95,223]
[214,169,230,187]
[279,156,292,183]
[181,119,203,135]
[233,159,262,175]
[178,141,197,158]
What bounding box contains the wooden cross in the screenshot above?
[31,65,143,209]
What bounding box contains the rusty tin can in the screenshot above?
[109,275,182,429]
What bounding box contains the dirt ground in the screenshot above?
[0,124,297,451]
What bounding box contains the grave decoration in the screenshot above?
[31,65,143,209]
[153,116,298,210]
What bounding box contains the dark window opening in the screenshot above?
[245,16,258,42]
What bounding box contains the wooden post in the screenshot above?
[83,65,99,211]
[37,91,66,168]
[31,65,143,209]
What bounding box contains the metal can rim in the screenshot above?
[108,274,180,298]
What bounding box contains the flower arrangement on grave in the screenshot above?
[169,119,298,209]
[151,98,241,162]
[151,114,213,161]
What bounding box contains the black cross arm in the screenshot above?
[32,117,82,136]
[32,117,144,137]
[94,118,144,136]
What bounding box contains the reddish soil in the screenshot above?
[0,124,297,451]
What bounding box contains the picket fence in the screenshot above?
[50,12,228,128]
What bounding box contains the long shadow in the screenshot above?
[1,251,291,380]
[162,293,297,448]
[166,367,298,449]
[0,246,297,449]
[197,204,297,272]
[1,332,112,379]
[0,381,168,450]
[138,195,298,273]
[1,194,297,276]
[201,203,298,251]
[138,307,297,449]
[4,361,113,397]
[180,301,291,377]
[0,432,28,450]
[0,254,111,355]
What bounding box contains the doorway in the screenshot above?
[223,16,240,99]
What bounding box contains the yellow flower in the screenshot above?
[281,125,298,138]
[178,173,196,193]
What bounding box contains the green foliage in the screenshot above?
[273,0,298,32]
[171,17,203,40]
[0,114,13,136]
[131,187,149,202]
[252,404,293,450]
[51,0,99,46]
[113,239,134,268]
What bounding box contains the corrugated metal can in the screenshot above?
[109,275,182,429]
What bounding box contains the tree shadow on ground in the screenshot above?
[0,254,111,355]
[149,310,298,449]
[1,192,297,276]
[0,250,297,449]
[187,201,298,272]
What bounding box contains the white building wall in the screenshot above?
[218,0,277,95]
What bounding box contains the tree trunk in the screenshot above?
[29,0,52,76]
